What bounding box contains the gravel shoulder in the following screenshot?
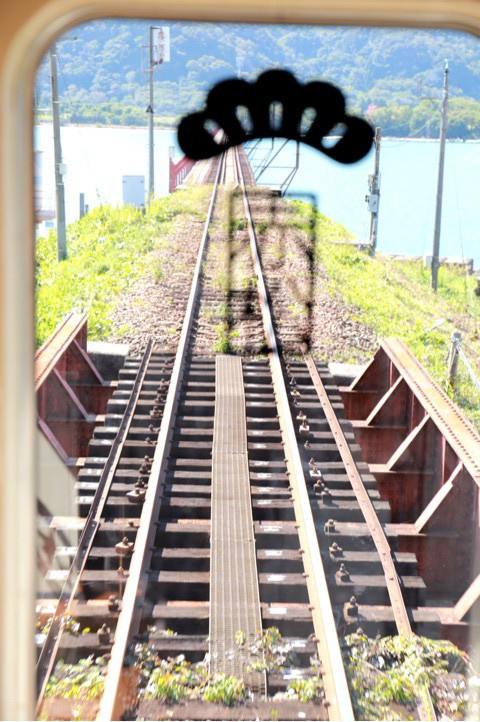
[107,189,378,362]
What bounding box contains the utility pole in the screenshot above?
[366,126,381,252]
[144,27,170,208]
[147,26,154,207]
[49,44,67,260]
[431,61,449,292]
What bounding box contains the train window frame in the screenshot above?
[3,0,480,718]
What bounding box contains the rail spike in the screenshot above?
[177,69,374,163]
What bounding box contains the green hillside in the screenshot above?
[35,20,480,138]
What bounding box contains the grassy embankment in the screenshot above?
[35,190,480,429]
[35,187,210,346]
[290,200,480,429]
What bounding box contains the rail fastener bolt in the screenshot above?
[344,596,359,619]
[299,420,309,436]
[140,459,151,471]
[324,518,336,534]
[108,595,121,613]
[320,488,332,504]
[97,623,111,645]
[127,487,146,503]
[336,563,350,583]
[115,537,134,574]
[329,542,343,559]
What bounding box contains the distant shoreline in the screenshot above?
[35,120,177,132]
[34,122,480,143]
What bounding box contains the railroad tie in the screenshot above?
[209,355,265,692]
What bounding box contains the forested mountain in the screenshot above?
[34,20,480,137]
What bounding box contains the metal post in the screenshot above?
[447,330,462,387]
[79,193,85,219]
[147,26,154,208]
[431,61,449,292]
[367,127,381,253]
[49,45,67,260]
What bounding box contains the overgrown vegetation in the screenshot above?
[44,628,480,720]
[135,627,323,708]
[130,642,248,707]
[36,613,90,638]
[236,626,301,673]
[44,656,107,701]
[35,188,209,347]
[342,632,480,720]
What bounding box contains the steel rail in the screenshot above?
[301,322,438,716]
[304,352,413,635]
[35,338,155,713]
[233,146,355,722]
[303,356,438,720]
[97,152,225,721]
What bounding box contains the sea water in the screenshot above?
[35,125,480,267]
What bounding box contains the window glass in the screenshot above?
[34,20,480,721]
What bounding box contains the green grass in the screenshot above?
[35,188,209,347]
[35,191,480,429]
[291,199,480,429]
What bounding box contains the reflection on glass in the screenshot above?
[34,18,480,721]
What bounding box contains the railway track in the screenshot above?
[36,147,462,720]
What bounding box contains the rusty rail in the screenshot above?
[36,338,155,714]
[304,351,438,719]
[97,151,226,721]
[304,351,413,636]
